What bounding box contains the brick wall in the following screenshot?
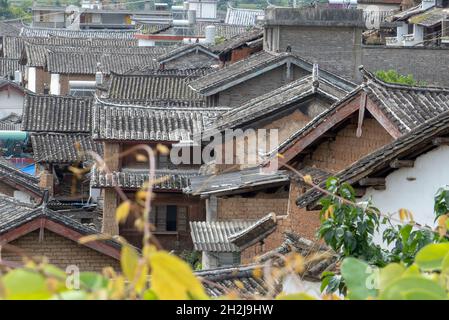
[217,190,289,221]
[239,182,321,264]
[275,25,363,82]
[1,230,120,272]
[35,67,51,94]
[303,116,393,173]
[269,24,449,86]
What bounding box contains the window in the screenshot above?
[150,205,187,232]
[69,81,96,97]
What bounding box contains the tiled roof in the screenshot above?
[228,213,278,250]
[189,51,356,95]
[46,50,160,75]
[0,59,23,78]
[186,168,291,196]
[22,93,92,133]
[20,43,48,67]
[90,167,198,190]
[92,101,228,141]
[0,194,120,250]
[196,232,337,297]
[123,66,214,77]
[361,67,449,134]
[0,21,21,37]
[211,27,263,55]
[274,67,449,157]
[107,73,205,102]
[296,108,449,208]
[257,232,337,282]
[20,26,137,39]
[0,158,42,196]
[31,133,103,164]
[197,264,272,297]
[2,36,23,59]
[389,5,425,22]
[406,6,448,27]
[204,74,353,134]
[190,220,256,252]
[225,6,264,26]
[156,43,219,66]
[23,36,138,48]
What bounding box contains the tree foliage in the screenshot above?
[375,69,425,86]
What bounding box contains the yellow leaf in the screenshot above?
[252,267,263,279]
[303,174,313,185]
[324,205,335,220]
[78,233,111,244]
[116,201,131,224]
[135,153,148,162]
[438,215,448,237]
[134,263,149,294]
[149,251,209,300]
[136,190,148,202]
[234,280,244,289]
[156,144,170,155]
[276,153,285,159]
[398,208,414,222]
[134,218,144,232]
[120,245,140,282]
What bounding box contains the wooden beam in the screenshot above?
[359,177,386,187]
[432,137,449,146]
[390,159,414,168]
[365,98,402,139]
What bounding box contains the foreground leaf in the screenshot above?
[341,258,377,300]
[415,243,449,271]
[149,251,208,300]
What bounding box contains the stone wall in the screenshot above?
[2,230,120,272]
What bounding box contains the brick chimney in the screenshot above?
[38,166,54,197]
[101,142,120,236]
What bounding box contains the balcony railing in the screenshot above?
[385,36,399,46]
[403,34,415,42]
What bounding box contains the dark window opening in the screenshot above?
[166,205,177,231]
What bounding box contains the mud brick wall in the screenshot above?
[2,230,120,272]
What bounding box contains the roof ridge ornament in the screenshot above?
[312,63,319,92]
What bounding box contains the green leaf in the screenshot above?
[415,243,449,271]
[80,272,109,290]
[380,276,447,300]
[53,290,89,300]
[341,258,377,300]
[143,289,159,300]
[2,269,52,300]
[378,263,405,292]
